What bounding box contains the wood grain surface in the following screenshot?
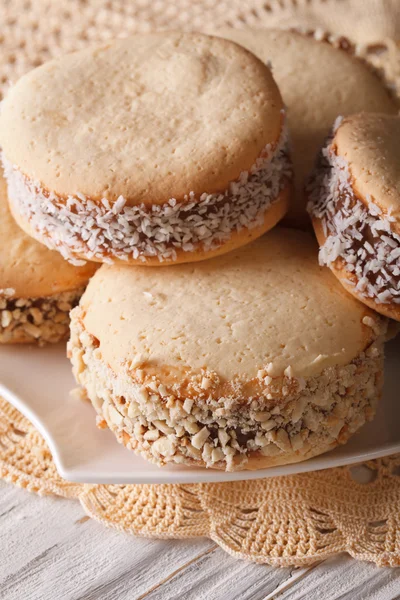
[1,481,399,600]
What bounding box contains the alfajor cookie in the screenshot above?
[0,32,291,266]
[68,229,388,472]
[0,173,97,344]
[212,28,398,227]
[308,113,400,321]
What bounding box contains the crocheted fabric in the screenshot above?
[1,0,400,102]
[1,0,400,567]
[1,397,400,567]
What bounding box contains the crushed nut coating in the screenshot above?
[69,307,385,471]
[0,288,84,344]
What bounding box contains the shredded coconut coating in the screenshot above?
[2,117,291,266]
[69,310,385,471]
[307,119,400,306]
[0,288,84,344]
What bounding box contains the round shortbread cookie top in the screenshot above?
[80,229,379,388]
[0,175,97,298]
[212,28,397,225]
[334,113,400,226]
[0,32,283,206]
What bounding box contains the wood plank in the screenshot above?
[136,545,218,600]
[2,481,400,600]
[276,555,400,600]
[0,482,214,600]
[261,564,323,599]
[141,546,294,600]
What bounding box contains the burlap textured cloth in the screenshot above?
[1,0,400,567]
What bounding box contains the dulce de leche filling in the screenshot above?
[3,116,291,266]
[307,119,400,306]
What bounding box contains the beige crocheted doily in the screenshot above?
[2,398,400,567]
[1,0,400,567]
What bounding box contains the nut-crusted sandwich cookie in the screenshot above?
[0,174,97,344]
[308,113,400,321]
[69,229,388,471]
[0,33,291,266]
[212,28,398,227]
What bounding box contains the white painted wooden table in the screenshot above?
[1,481,400,600]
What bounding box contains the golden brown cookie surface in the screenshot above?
[213,28,398,227]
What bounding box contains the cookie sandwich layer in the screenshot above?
[0,173,97,344]
[68,230,388,470]
[0,287,84,344]
[308,114,400,320]
[70,316,384,471]
[0,33,290,265]
[3,120,291,266]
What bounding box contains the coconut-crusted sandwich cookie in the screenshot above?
[68,229,388,471]
[0,33,291,267]
[212,28,398,227]
[0,174,97,344]
[308,113,400,321]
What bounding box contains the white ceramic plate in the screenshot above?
[0,337,399,484]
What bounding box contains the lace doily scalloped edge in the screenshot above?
[2,398,400,567]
